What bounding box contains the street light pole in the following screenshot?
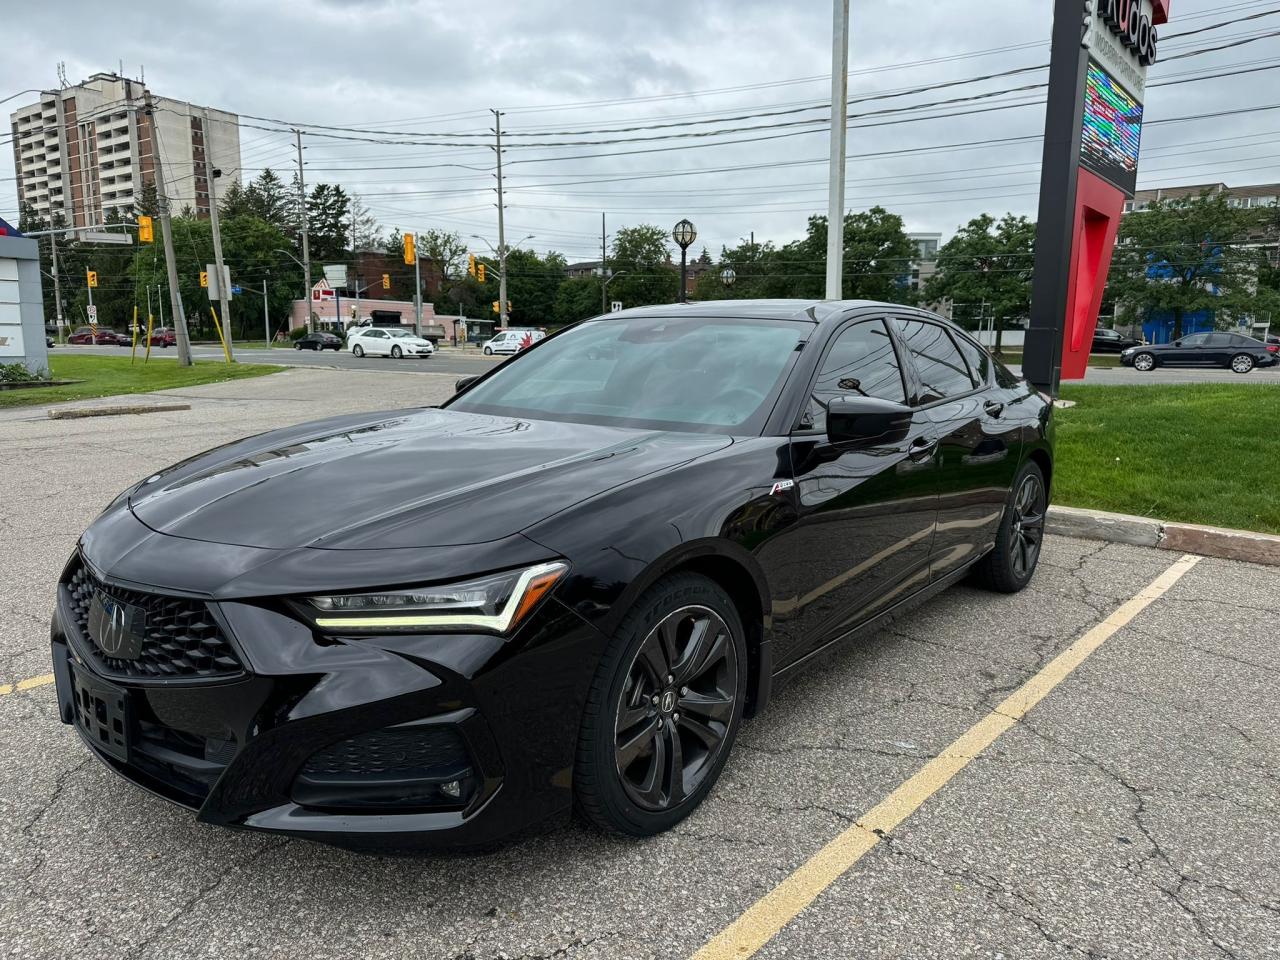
[672,219,697,304]
[203,111,234,361]
[50,229,65,342]
[825,0,850,300]
[295,129,312,333]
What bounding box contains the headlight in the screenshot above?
[302,562,568,634]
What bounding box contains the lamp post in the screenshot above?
[720,267,737,290]
[672,219,697,303]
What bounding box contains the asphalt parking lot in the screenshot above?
[1,369,1277,959]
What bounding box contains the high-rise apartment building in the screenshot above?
[9,72,241,227]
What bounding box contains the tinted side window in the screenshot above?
[803,319,905,432]
[1180,333,1209,346]
[897,320,977,403]
[1205,334,1232,346]
[951,332,991,387]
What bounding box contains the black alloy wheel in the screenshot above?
[969,460,1047,593]
[576,574,747,836]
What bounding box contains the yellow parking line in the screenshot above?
[691,553,1201,960]
[0,674,55,697]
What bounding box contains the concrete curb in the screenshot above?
[1046,505,1280,567]
[47,403,191,420]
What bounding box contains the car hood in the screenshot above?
[128,408,731,550]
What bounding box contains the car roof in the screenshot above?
[601,299,906,326]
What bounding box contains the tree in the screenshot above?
[349,193,382,250]
[306,183,350,261]
[1107,191,1280,340]
[247,169,291,228]
[608,225,677,308]
[924,213,1036,353]
[777,207,919,303]
[554,275,603,325]
[502,247,568,327]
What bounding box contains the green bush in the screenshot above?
[0,362,47,384]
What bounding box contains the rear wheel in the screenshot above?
[575,573,747,837]
[352,344,364,358]
[1231,353,1255,374]
[969,461,1046,594]
[1132,352,1156,372]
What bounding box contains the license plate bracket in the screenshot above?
[71,663,131,763]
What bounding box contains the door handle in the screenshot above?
[984,400,1005,418]
[908,436,939,462]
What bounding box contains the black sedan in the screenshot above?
[50,301,1053,850]
[295,331,344,351]
[1121,332,1279,373]
[1091,328,1143,353]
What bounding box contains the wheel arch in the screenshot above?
[1026,445,1053,497]
[601,539,773,719]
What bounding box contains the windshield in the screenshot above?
[448,316,809,434]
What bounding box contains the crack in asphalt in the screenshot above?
[445,934,615,960]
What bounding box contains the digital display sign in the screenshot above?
[1080,60,1144,195]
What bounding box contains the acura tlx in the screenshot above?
[52,300,1052,849]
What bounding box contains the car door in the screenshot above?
[892,318,1020,580]
[1167,333,1209,366]
[1202,333,1234,367]
[769,316,939,669]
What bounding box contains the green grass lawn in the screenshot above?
[0,355,285,409]
[1054,383,1280,534]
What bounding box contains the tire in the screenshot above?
[295,342,303,350]
[352,345,364,358]
[1231,353,1255,374]
[575,573,748,838]
[391,345,403,359]
[969,460,1047,594]
[1132,352,1156,372]
[483,346,493,355]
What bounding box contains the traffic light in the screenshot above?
[137,216,154,243]
[86,270,98,288]
[468,254,477,278]
[492,300,499,314]
[200,271,209,289]
[403,232,416,265]
[381,273,390,290]
[476,262,486,283]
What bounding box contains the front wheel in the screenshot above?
[295,342,303,350]
[1231,353,1255,374]
[352,345,364,358]
[575,573,747,837]
[1132,352,1156,372]
[969,461,1046,594]
[391,345,403,359]
[483,346,493,355]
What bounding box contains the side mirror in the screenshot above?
[1173,340,1182,347]
[826,396,913,448]
[455,375,479,393]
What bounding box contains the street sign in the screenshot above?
[86,305,98,322]
[323,264,348,288]
[81,231,132,246]
[206,264,233,300]
[311,280,335,302]
[231,285,242,295]
[611,301,623,313]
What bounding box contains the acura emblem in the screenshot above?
[87,592,146,660]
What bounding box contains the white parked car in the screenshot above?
[482,329,546,355]
[348,327,435,359]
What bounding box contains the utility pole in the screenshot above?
[295,129,312,333]
[203,110,234,361]
[262,278,270,343]
[413,235,423,337]
[492,109,509,330]
[50,229,65,342]
[86,269,94,325]
[600,212,608,315]
[825,0,850,300]
[146,92,193,365]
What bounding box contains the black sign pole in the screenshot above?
[1024,0,1092,396]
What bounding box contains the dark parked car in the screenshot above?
[1121,332,1278,373]
[148,327,177,348]
[51,301,1052,850]
[1091,328,1143,353]
[295,331,344,351]
[68,326,127,345]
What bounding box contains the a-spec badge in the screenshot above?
[769,480,796,496]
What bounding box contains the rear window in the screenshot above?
[896,319,977,403]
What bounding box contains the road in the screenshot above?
[58,342,506,378]
[58,342,1280,385]
[1,368,1276,959]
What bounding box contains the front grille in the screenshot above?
[65,560,244,681]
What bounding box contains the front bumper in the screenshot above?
[51,555,604,851]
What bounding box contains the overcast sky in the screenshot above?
[4,0,1279,262]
